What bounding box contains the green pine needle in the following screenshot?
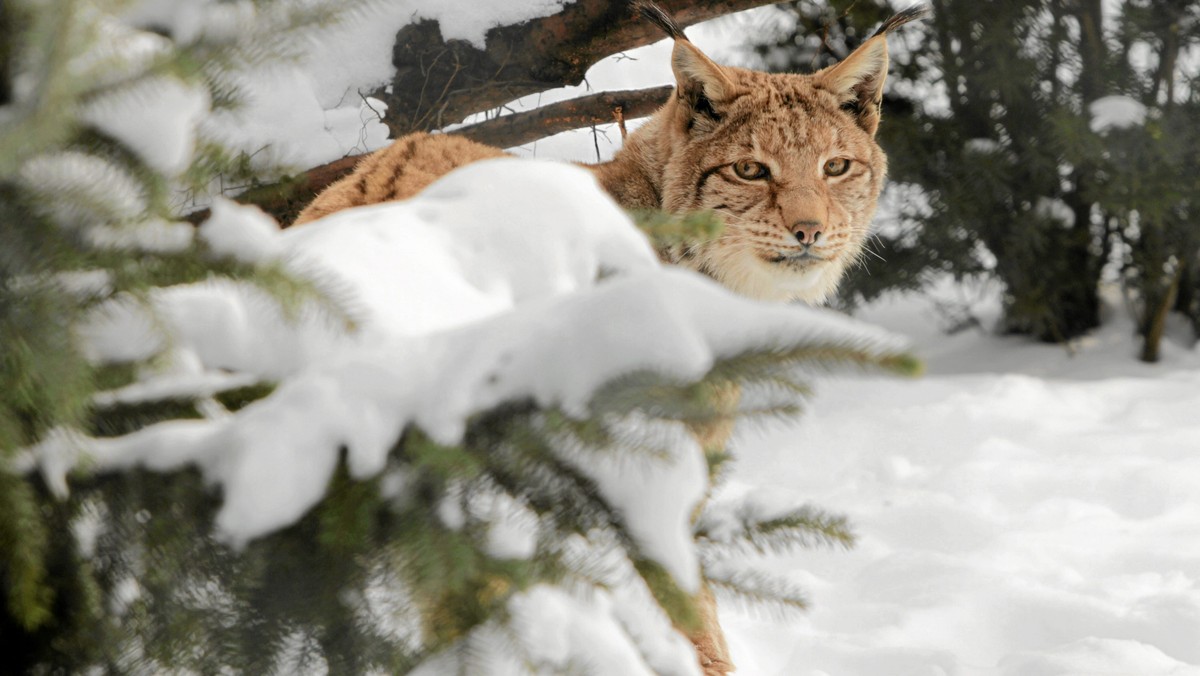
[705,568,810,619]
[697,504,856,557]
[632,557,702,634]
[628,209,725,251]
[0,472,54,630]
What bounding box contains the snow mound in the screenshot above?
[999,637,1200,676]
[40,159,903,597]
[722,286,1200,674]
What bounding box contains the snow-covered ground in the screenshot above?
[722,288,1200,675]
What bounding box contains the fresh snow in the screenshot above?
[720,288,1200,675]
[18,151,147,227]
[82,75,210,176]
[1089,95,1148,133]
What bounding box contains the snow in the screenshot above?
[555,417,708,592]
[87,219,195,253]
[1089,95,1148,134]
[719,287,1200,675]
[412,584,699,676]
[197,197,284,263]
[964,138,1002,154]
[82,75,210,176]
[18,151,147,227]
[1034,196,1076,227]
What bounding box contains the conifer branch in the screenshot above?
[696,504,856,557]
[705,569,810,618]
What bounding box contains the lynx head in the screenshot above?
[634,4,927,303]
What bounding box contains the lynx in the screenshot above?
[294,4,925,673]
[295,4,926,306]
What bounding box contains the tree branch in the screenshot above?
[377,0,776,136]
[453,85,673,149]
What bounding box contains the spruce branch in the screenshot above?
[696,504,856,557]
[0,472,53,630]
[632,557,703,634]
[628,208,725,252]
[707,339,922,387]
[705,568,810,619]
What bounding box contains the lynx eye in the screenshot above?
[824,158,851,177]
[733,159,770,181]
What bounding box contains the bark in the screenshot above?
[1141,265,1184,363]
[454,85,672,149]
[375,0,776,137]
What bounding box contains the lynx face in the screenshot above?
[659,69,886,303]
[593,4,921,304]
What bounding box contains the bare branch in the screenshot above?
[377,0,776,136]
[452,85,672,149]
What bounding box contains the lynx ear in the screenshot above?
[816,5,929,136]
[635,1,740,125]
[816,34,890,136]
[671,40,739,114]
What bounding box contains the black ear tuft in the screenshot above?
[871,4,931,38]
[632,1,688,41]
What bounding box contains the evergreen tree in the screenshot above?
[1,1,920,673]
[1093,0,1200,361]
[748,0,1199,350]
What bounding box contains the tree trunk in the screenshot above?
[1141,265,1183,363]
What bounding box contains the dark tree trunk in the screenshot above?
[1140,267,1183,363]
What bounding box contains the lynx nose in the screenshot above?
[791,220,823,246]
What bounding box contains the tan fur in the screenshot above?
[293,6,924,673]
[293,134,507,225]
